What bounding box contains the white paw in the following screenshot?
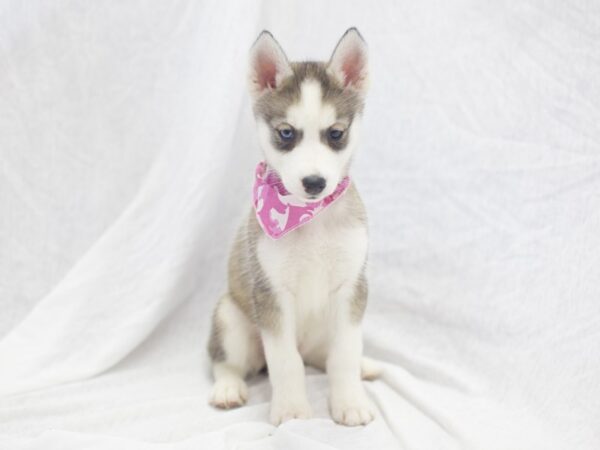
[330,389,375,426]
[270,395,313,425]
[210,378,248,409]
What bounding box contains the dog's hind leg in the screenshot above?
[208,294,263,409]
[306,353,381,381]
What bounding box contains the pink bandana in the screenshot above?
[252,162,350,239]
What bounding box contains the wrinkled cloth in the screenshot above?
[1,1,599,450]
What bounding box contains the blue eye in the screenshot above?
[328,128,344,141]
[278,127,295,141]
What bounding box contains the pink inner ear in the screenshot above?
[256,52,277,90]
[342,50,365,87]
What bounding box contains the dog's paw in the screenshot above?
[270,395,313,425]
[330,389,375,426]
[210,378,248,409]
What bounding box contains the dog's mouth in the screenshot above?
[303,192,328,202]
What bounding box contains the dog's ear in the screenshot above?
[248,31,292,98]
[327,28,368,94]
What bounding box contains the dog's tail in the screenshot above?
[361,356,383,381]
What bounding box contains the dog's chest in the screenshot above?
[256,210,367,324]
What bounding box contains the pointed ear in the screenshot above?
[327,28,368,93]
[248,31,293,98]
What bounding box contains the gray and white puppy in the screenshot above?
[208,28,379,426]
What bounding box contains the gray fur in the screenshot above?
[208,211,281,363]
[351,269,368,323]
[227,211,281,333]
[253,62,364,126]
[207,302,226,362]
[341,182,368,227]
[338,185,369,323]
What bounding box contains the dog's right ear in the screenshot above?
[248,31,292,98]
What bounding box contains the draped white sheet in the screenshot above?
[1,1,599,449]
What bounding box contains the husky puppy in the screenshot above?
[208,28,378,426]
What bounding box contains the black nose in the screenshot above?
[302,175,327,195]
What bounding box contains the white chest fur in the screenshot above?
[256,199,368,350]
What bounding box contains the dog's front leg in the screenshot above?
[327,283,375,426]
[261,291,312,425]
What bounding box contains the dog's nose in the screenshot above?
[302,175,327,196]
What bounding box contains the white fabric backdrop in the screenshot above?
[1,1,599,449]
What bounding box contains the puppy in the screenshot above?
[208,28,378,427]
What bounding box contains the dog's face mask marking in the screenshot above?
[249,29,368,201]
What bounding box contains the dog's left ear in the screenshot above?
[328,28,368,94]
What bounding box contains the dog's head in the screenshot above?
[248,28,368,201]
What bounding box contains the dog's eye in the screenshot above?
[328,128,344,141]
[278,127,295,141]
